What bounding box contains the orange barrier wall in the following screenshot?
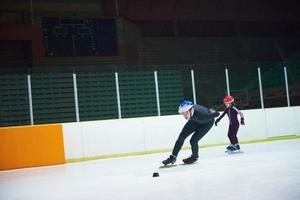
[0,124,65,170]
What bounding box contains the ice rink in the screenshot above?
[1,139,300,200]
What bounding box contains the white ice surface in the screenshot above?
[1,139,300,200]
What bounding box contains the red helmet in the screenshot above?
[223,95,234,103]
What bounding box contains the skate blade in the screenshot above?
[159,162,198,169]
[226,150,244,154]
[181,161,198,165]
[159,164,177,169]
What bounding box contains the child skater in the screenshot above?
[215,95,245,152]
[162,100,220,165]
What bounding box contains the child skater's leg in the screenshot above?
[226,126,234,151]
[227,123,240,152]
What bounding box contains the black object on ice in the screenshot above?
[153,172,159,177]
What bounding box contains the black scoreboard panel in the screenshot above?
[43,18,118,56]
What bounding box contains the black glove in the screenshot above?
[241,117,245,125]
[215,118,220,126]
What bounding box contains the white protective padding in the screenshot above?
[292,106,300,136]
[81,118,145,157]
[143,115,186,150]
[62,106,300,160]
[238,109,268,140]
[264,107,296,137]
[63,123,84,159]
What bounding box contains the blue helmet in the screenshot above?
[178,100,193,113]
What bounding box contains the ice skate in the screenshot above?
[234,144,240,150]
[225,145,234,153]
[182,155,198,164]
[226,144,243,154]
[226,144,233,150]
[162,155,176,166]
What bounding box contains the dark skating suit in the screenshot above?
[172,105,220,158]
[216,105,244,145]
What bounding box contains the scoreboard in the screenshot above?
[43,18,118,56]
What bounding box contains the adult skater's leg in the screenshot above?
[189,120,214,158]
[162,120,196,165]
[171,120,196,157]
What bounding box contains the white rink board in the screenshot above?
[293,107,300,136]
[62,123,84,159]
[62,106,300,160]
[265,107,296,137]
[143,115,186,150]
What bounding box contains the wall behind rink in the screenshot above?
[62,106,300,161]
[0,124,65,170]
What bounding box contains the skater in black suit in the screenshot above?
[215,95,245,152]
[162,100,220,165]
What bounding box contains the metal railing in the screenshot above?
[1,62,299,127]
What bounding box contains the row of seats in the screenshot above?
[0,70,183,127]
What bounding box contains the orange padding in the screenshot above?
[0,124,65,170]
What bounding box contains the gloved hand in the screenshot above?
[241,118,245,125]
[215,118,220,126]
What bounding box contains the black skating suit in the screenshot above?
[216,105,244,145]
[171,105,220,158]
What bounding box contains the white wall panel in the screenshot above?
[80,118,145,157]
[62,123,84,159]
[62,107,300,160]
[265,107,295,137]
[143,115,186,150]
[292,106,300,136]
[239,109,268,140]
